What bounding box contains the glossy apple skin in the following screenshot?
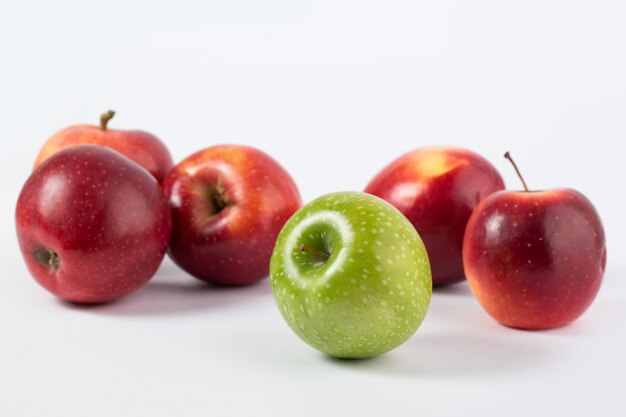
[34,124,173,184]
[164,145,301,285]
[16,145,172,303]
[270,192,432,359]
[463,189,606,330]
[365,146,504,286]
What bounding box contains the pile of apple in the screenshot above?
[16,111,607,359]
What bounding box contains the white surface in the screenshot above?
[1,1,625,416]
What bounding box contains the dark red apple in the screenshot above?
[34,110,173,184]
[365,146,504,286]
[463,153,607,329]
[16,145,172,303]
[164,144,302,285]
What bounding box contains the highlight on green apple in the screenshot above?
[269,191,432,359]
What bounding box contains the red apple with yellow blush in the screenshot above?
[463,153,607,329]
[164,144,302,285]
[34,110,173,184]
[365,146,504,286]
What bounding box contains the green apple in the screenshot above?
[270,191,432,359]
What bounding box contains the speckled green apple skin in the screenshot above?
[270,192,432,359]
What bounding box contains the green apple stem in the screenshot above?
[504,151,529,192]
[35,248,60,268]
[300,243,330,261]
[100,110,116,130]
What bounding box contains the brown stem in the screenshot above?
[213,184,228,210]
[100,110,116,130]
[214,192,227,209]
[300,243,330,261]
[504,151,529,192]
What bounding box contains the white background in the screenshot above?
[1,1,625,416]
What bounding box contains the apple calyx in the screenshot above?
[212,184,229,211]
[34,248,60,268]
[100,110,116,130]
[299,243,330,262]
[504,151,529,192]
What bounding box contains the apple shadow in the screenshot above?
[217,284,567,379]
[59,260,273,316]
[317,285,570,378]
[321,328,561,379]
[432,281,473,297]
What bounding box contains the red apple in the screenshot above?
[16,145,172,303]
[34,110,173,184]
[365,146,504,286]
[164,144,302,285]
[463,153,607,329]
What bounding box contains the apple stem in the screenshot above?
[213,184,228,209]
[504,151,529,192]
[300,243,330,261]
[100,110,116,130]
[214,192,227,210]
